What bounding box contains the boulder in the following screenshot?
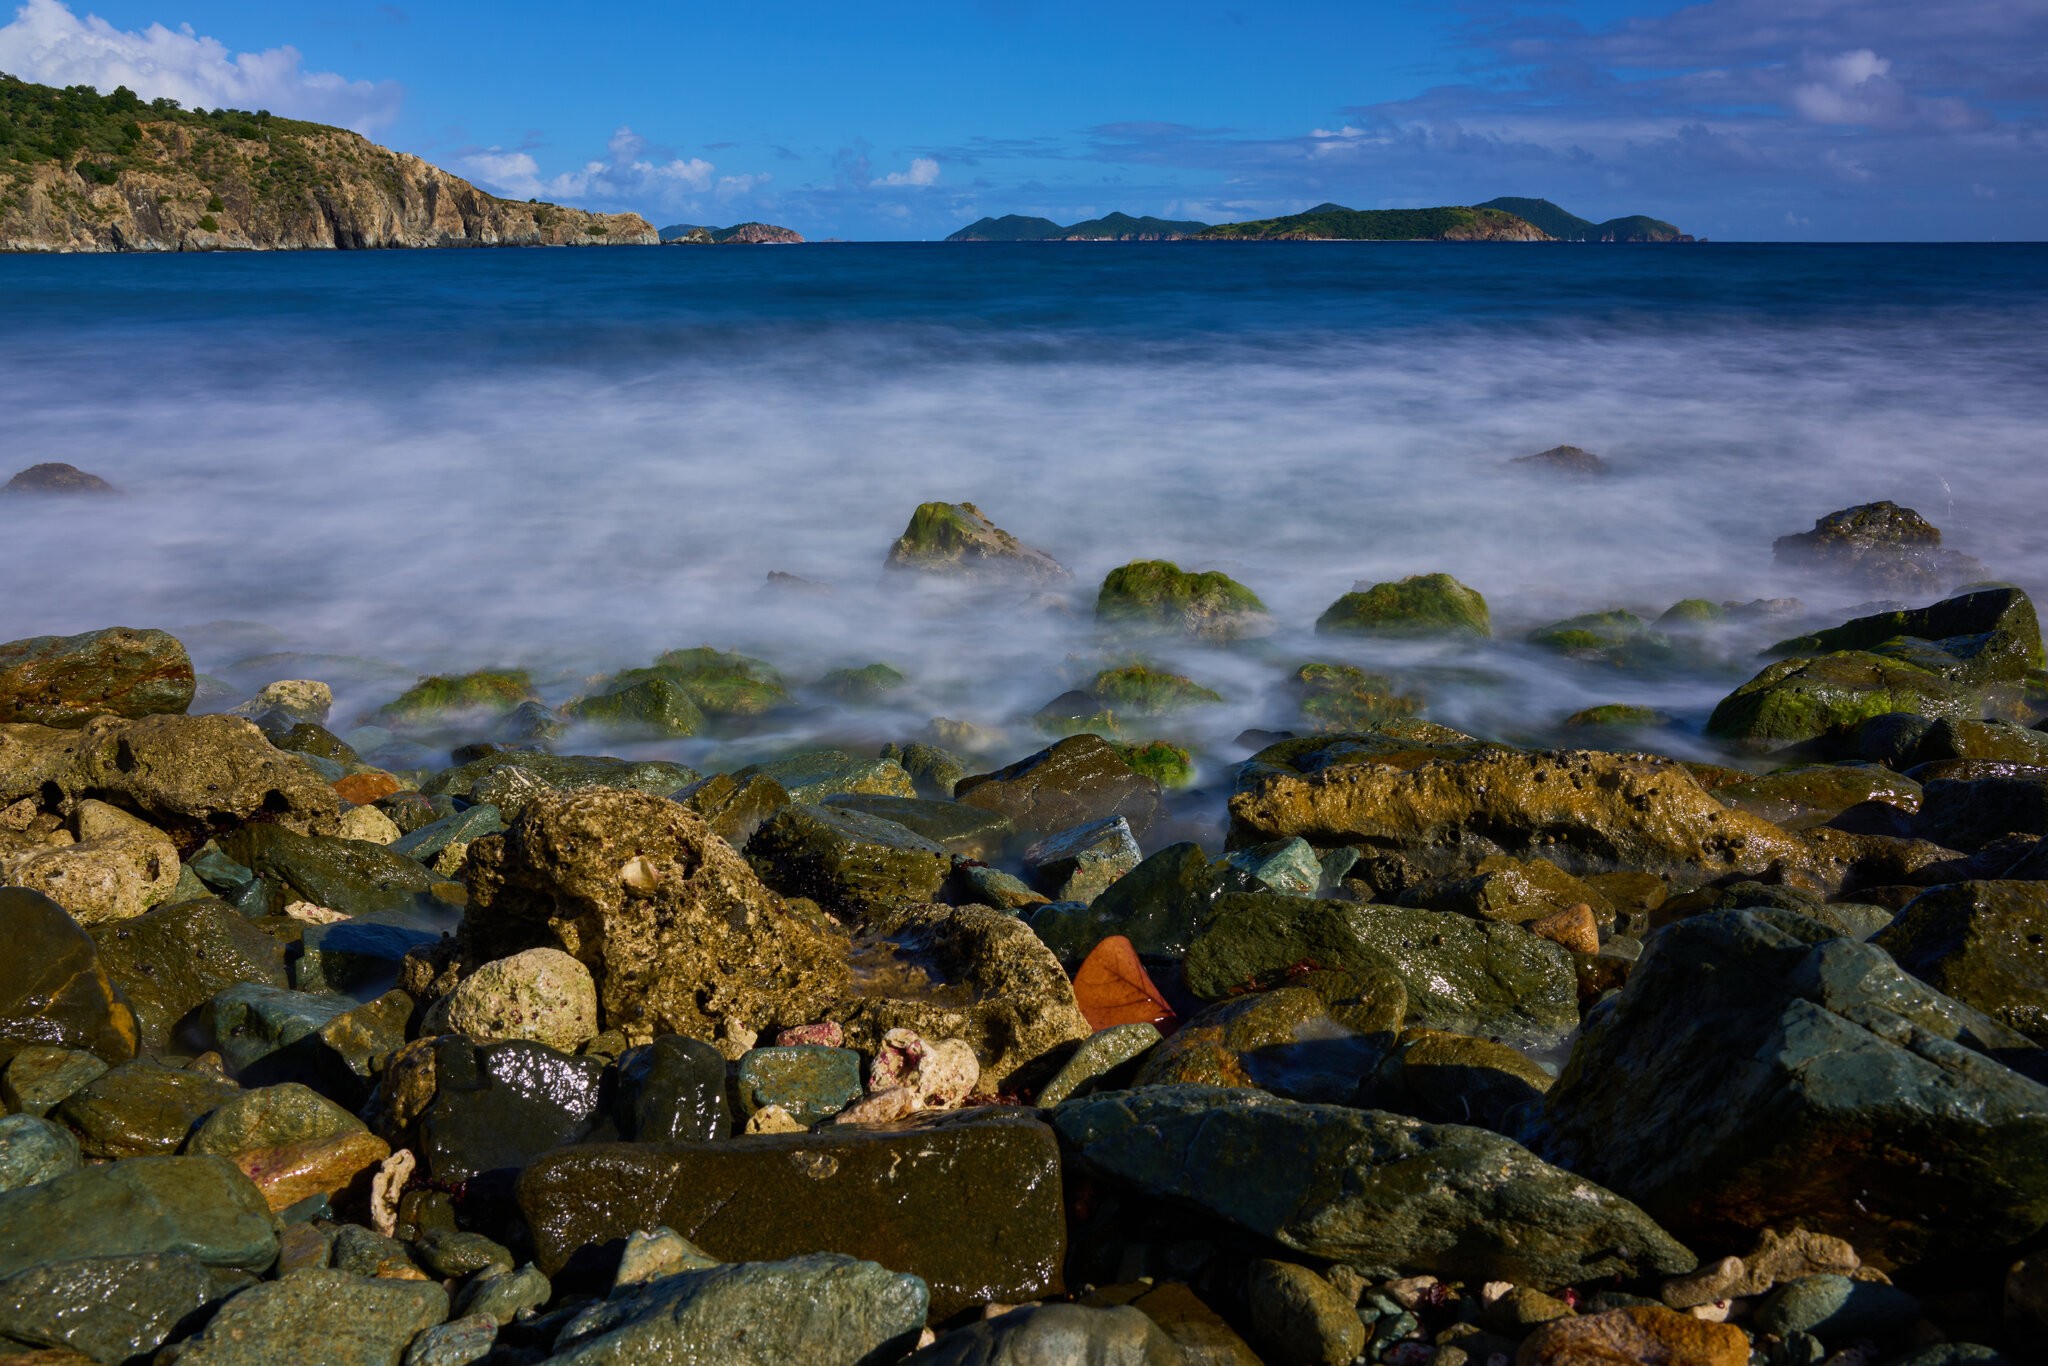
[1511,445,1609,476]
[1022,815,1141,903]
[3,462,117,494]
[566,675,706,738]
[424,752,701,821]
[1772,501,1986,595]
[955,735,1161,840]
[1043,842,1255,959]
[1,1047,106,1118]
[1095,560,1269,641]
[204,985,410,1105]
[0,628,193,728]
[168,1267,447,1365]
[461,788,849,1040]
[1230,746,1812,882]
[746,802,949,920]
[1132,986,1389,1105]
[57,1059,240,1157]
[0,801,179,925]
[0,1155,276,1279]
[0,1253,247,1365]
[1290,662,1422,733]
[612,1035,731,1142]
[519,1108,1064,1318]
[1530,910,2048,1272]
[1376,1028,1553,1132]
[910,1304,1180,1364]
[441,947,599,1052]
[1712,762,1922,831]
[89,897,290,1053]
[185,1081,365,1157]
[884,501,1068,581]
[0,1113,80,1193]
[1873,881,2048,1042]
[634,647,789,717]
[1315,573,1490,637]
[1515,1307,1749,1366]
[218,823,436,919]
[417,1039,608,1187]
[817,663,907,701]
[378,669,537,729]
[672,771,789,846]
[1768,587,2043,687]
[823,795,1011,860]
[1707,651,1976,750]
[1244,1259,1366,1366]
[734,750,915,803]
[0,888,137,1066]
[550,1253,928,1364]
[1916,770,2048,851]
[1054,1086,1692,1288]
[1911,717,2048,766]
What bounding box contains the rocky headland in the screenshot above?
[0,479,2042,1363]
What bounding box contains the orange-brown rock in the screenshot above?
[333,772,403,806]
[232,1129,391,1211]
[1530,904,1600,954]
[1515,1306,1749,1365]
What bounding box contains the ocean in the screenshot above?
[3,242,2044,772]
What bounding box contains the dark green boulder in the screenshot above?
[1911,716,2048,767]
[90,897,290,1053]
[0,1154,276,1279]
[168,1267,447,1365]
[884,501,1068,581]
[0,627,195,727]
[817,663,908,701]
[204,985,410,1105]
[1095,560,1269,641]
[733,749,914,802]
[643,646,789,716]
[1873,881,2048,1042]
[1086,664,1223,716]
[1530,910,2048,1273]
[0,888,138,1066]
[1053,1086,1691,1288]
[379,669,536,728]
[418,1038,608,1187]
[0,1112,80,1193]
[1707,650,1974,749]
[1316,574,1490,638]
[613,1035,730,1142]
[217,824,436,919]
[566,675,706,737]
[57,1059,241,1158]
[673,770,790,847]
[1291,663,1421,732]
[1711,762,1922,832]
[1768,587,2042,686]
[746,802,949,920]
[0,1252,249,1364]
[1073,843,1257,957]
[823,795,1011,860]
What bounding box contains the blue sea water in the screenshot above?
[2,243,2044,765]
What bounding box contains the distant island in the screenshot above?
[660,221,805,245]
[947,197,1692,244]
[0,73,653,252]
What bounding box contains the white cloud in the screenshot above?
[877,156,940,187]
[460,125,724,213]
[0,0,400,133]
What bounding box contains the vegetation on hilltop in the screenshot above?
[1195,203,1548,241]
[1477,197,1690,243]
[1,73,327,188]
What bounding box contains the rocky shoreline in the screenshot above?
[0,474,2043,1364]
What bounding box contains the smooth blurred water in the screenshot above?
[2,242,2043,768]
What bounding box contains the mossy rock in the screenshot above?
[1707,651,1975,749]
[1292,663,1421,732]
[817,664,906,702]
[566,676,705,737]
[378,670,536,727]
[1766,587,2043,687]
[1113,740,1194,789]
[1088,665,1222,717]
[884,501,1067,581]
[1527,610,1644,654]
[1562,704,1671,730]
[643,647,790,717]
[1095,561,1269,641]
[1316,574,1490,638]
[1658,599,1726,628]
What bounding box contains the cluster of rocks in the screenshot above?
[0,493,2040,1364]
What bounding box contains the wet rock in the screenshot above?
[747,801,949,920]
[1231,746,1812,882]
[0,888,138,1065]
[1223,837,1322,897]
[1527,608,1676,671]
[736,1046,863,1126]
[551,1252,928,1364]
[1054,1086,1692,1288]
[1134,987,1385,1104]
[1095,560,1269,641]
[404,1314,497,1366]
[1,1046,106,1117]
[413,1228,513,1279]
[1396,854,1606,925]
[1069,937,1177,1033]
[671,771,789,847]
[1913,716,2048,767]
[735,749,915,802]
[1512,444,1609,476]
[3,462,117,494]
[880,742,970,801]
[1773,501,1985,595]
[1035,1023,1162,1107]
[884,500,1069,581]
[1708,650,1975,750]
[1714,762,1923,831]
[424,752,700,820]
[1873,881,2048,1042]
[825,795,1012,860]
[842,903,1091,1091]
[1376,1029,1552,1131]
[1316,573,1490,638]
[1530,909,2048,1272]
[205,985,410,1105]
[185,1081,364,1156]
[0,800,180,926]
[1755,1273,1920,1344]
[955,735,1162,841]
[910,1304,1179,1364]
[612,1034,731,1142]
[36,713,342,838]
[1291,662,1422,733]
[0,628,194,728]
[460,788,849,1041]
[1516,1306,1749,1366]
[169,1267,447,1365]
[218,823,437,921]
[455,1264,549,1325]
[1054,842,1255,958]
[417,1038,607,1185]
[1245,1259,1366,1366]
[1916,770,2048,851]
[57,1058,240,1158]
[441,947,599,1052]
[1184,895,1578,1040]
[566,674,706,738]
[0,1154,276,1278]
[337,804,401,844]
[520,1108,1064,1318]
[0,1252,246,1364]
[0,1113,79,1193]
[1773,587,2040,688]
[390,805,505,866]
[950,864,1047,914]
[1022,816,1141,903]
[230,1128,390,1212]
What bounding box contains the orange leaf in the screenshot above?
[1072,935,1178,1034]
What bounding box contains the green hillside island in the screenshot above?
[658,221,806,244]
[0,72,653,250]
[947,198,1692,244]
[1476,197,1692,243]
[948,211,1212,242]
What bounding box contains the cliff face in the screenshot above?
[0,120,655,252]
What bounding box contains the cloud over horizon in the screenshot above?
[0,0,401,133]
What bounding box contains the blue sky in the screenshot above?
[1,0,2042,239]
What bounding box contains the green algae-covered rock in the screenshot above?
[1657,598,1725,627]
[185,1081,365,1156]
[0,888,138,1067]
[817,663,907,701]
[884,501,1068,582]
[0,1252,248,1364]
[1111,740,1193,790]
[1,1046,105,1119]
[0,1154,276,1279]
[1910,716,2048,766]
[1316,574,1490,638]
[734,749,915,802]
[566,675,706,737]
[218,823,436,919]
[91,897,290,1054]
[645,646,790,716]
[1087,664,1223,716]
[1095,560,1269,641]
[1034,1023,1162,1108]
[170,1267,447,1365]
[1527,609,1655,656]
[1054,1085,1692,1288]
[1183,895,1578,1040]
[423,751,701,819]
[379,669,536,727]
[1291,662,1420,733]
[1707,651,1975,749]
[1769,587,2040,685]
[1873,881,2048,1043]
[57,1059,241,1158]
[551,1252,928,1365]
[747,802,949,921]
[1531,909,2048,1273]
[736,1046,863,1126]
[0,1112,80,1193]
[0,627,195,728]
[880,741,970,801]
[1563,703,1672,731]
[1712,762,1922,831]
[519,1108,1064,1319]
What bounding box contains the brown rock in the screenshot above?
[0,627,191,728]
[1529,904,1600,955]
[1730,1226,1860,1296]
[232,1129,391,1211]
[0,887,138,1066]
[332,772,402,806]
[3,462,117,494]
[461,787,849,1040]
[1515,1306,1748,1365]
[955,734,1161,839]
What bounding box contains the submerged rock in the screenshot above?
[1315,573,1490,638]
[1511,444,1609,476]
[1773,501,1985,595]
[1291,662,1421,733]
[884,500,1068,581]
[1095,560,1269,641]
[565,674,705,738]
[0,627,193,728]
[636,646,789,717]
[3,461,117,494]
[378,669,537,729]
[1055,1086,1692,1288]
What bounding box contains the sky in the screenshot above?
[0,0,2042,240]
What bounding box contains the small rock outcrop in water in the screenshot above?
[1773,500,1987,594]
[883,501,1068,581]
[2,463,117,493]
[659,221,806,244]
[1510,444,1609,475]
